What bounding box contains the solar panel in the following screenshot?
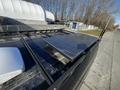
[43,33,98,61]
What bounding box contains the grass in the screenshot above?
[79,29,102,37]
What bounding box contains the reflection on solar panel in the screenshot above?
[44,33,98,61]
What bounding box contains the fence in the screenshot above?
[68,22,98,31]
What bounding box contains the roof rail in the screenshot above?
[0,25,63,37]
[18,32,54,85]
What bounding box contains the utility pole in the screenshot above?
[99,16,111,39]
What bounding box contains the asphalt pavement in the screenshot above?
[79,30,120,90]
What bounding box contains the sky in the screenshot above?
[115,0,120,24]
[116,16,120,24]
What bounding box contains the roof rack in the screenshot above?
[19,33,54,85]
[0,29,63,36]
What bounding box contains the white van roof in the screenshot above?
[0,47,24,84]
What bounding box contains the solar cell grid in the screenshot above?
[44,33,98,61]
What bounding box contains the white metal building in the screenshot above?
[45,10,55,22]
[0,0,55,25]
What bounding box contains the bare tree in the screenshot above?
[27,0,119,30]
